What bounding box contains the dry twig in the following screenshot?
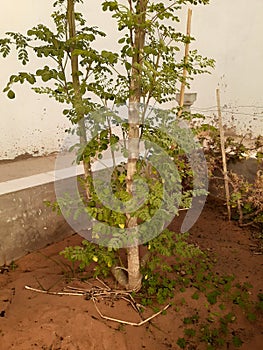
[25,285,84,296]
[25,279,164,326]
[92,298,170,326]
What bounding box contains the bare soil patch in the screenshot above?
[0,198,262,350]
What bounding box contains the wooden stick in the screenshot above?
[25,281,169,326]
[178,8,192,118]
[92,298,170,326]
[25,285,84,296]
[216,89,231,221]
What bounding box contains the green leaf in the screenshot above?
[191,291,199,300]
[176,337,186,349]
[124,61,131,71]
[101,50,118,64]
[25,74,36,84]
[232,336,243,348]
[102,1,118,12]
[7,90,15,99]
[118,37,125,44]
[206,290,221,305]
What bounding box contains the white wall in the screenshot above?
[189,0,263,136]
[0,0,262,160]
[0,1,70,159]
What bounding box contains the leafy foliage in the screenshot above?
[0,0,215,291]
[61,240,117,277]
[101,0,214,104]
[0,3,116,119]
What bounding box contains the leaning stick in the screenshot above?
[177,8,192,118]
[216,88,231,221]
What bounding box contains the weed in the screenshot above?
[206,290,221,305]
[232,335,243,348]
[256,293,263,311]
[9,261,18,271]
[184,328,196,337]
[191,292,199,300]
[177,337,187,349]
[183,314,200,325]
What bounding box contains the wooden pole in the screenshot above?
[216,88,231,221]
[178,8,192,118]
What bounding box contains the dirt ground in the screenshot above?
[0,198,262,350]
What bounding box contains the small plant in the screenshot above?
[177,337,187,349]
[256,293,263,312]
[206,290,221,305]
[183,314,200,325]
[61,240,117,277]
[191,292,199,300]
[0,261,18,273]
[178,312,243,350]
[229,169,263,228]
[232,335,243,348]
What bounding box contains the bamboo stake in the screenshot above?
[177,8,192,118]
[216,88,231,221]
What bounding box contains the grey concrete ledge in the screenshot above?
[0,182,74,266]
[0,165,84,196]
[0,153,124,265]
[0,155,84,265]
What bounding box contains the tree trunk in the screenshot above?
[126,0,147,291]
[67,0,92,198]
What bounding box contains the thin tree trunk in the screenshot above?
[67,0,92,198]
[126,0,147,291]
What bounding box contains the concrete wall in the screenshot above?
[0,181,73,266]
[0,0,262,160]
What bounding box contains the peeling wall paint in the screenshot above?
[0,0,262,160]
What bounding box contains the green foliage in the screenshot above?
[256,293,263,312]
[191,291,199,300]
[206,290,221,305]
[101,0,214,104]
[232,336,243,348]
[183,314,200,325]
[0,1,118,121]
[179,311,243,349]
[171,254,263,349]
[184,328,196,337]
[139,231,203,304]
[60,240,117,277]
[1,0,216,294]
[176,337,187,349]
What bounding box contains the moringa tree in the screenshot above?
[0,0,214,293]
[99,0,213,291]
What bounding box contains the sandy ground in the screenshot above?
[0,198,262,350]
